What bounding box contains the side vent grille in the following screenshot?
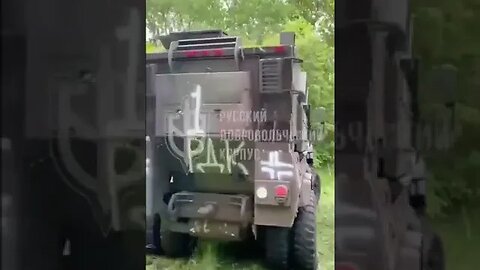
[259,59,282,92]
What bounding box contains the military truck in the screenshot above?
[146,30,323,270]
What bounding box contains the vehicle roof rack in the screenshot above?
[159,30,228,49]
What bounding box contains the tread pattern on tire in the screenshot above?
[292,190,318,270]
[313,173,321,203]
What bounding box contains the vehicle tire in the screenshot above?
[264,226,290,270]
[292,190,318,270]
[312,172,321,204]
[146,214,162,254]
[160,230,197,258]
[422,231,445,270]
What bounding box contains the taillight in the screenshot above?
[273,45,287,54]
[183,49,225,58]
[274,185,288,198]
[184,50,198,57]
[212,49,224,56]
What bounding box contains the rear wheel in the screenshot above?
[312,173,321,204]
[264,226,290,270]
[146,214,162,254]
[292,190,318,270]
[160,230,197,258]
[422,232,445,270]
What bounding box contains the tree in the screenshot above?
[413,0,480,217]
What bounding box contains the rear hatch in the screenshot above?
[147,31,298,195]
[155,70,256,194]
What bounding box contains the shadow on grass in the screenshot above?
[215,239,267,269]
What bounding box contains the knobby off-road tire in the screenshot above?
[264,226,291,270]
[160,230,197,258]
[292,190,318,270]
[312,172,321,204]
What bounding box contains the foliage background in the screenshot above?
[413,1,480,269]
[413,0,480,219]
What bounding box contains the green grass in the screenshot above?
[317,169,335,270]
[146,169,335,270]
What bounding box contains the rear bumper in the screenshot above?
[162,192,253,241]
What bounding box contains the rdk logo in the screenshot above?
[164,85,249,175]
[165,84,207,173]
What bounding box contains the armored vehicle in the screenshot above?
[336,0,447,269]
[146,30,323,270]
